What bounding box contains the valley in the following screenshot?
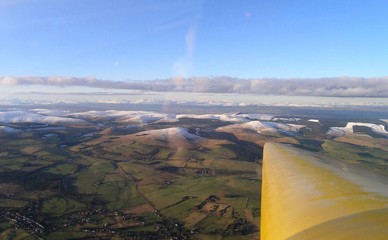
[0,106,387,239]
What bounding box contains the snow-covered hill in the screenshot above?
[328,122,388,137]
[217,120,305,135]
[176,113,249,123]
[70,110,285,124]
[104,127,207,150]
[0,126,21,134]
[0,109,307,132]
[70,110,177,123]
[308,119,320,123]
[31,109,70,117]
[136,127,203,141]
[0,111,88,125]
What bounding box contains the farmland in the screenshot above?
[0,115,261,239]
[0,106,387,239]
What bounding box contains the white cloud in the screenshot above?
[1,76,388,97]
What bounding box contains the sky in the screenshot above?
[1,0,388,98]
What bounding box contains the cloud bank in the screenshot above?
[1,76,388,97]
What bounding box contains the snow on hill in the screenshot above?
[0,111,88,125]
[264,122,305,132]
[71,110,281,124]
[308,119,320,123]
[127,127,205,149]
[31,109,70,117]
[137,127,203,141]
[176,113,249,123]
[217,120,305,134]
[179,113,276,122]
[327,128,346,137]
[236,121,277,133]
[70,110,304,135]
[328,122,388,137]
[272,117,301,122]
[6,109,309,130]
[236,113,274,121]
[120,113,177,124]
[72,110,253,123]
[0,126,21,134]
[71,110,177,124]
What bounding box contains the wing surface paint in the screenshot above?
[261,142,388,240]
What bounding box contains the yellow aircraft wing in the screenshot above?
[261,142,388,240]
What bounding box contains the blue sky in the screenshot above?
[1,0,388,81]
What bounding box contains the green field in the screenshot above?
[323,140,388,174]
[0,122,261,239]
[1,111,386,239]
